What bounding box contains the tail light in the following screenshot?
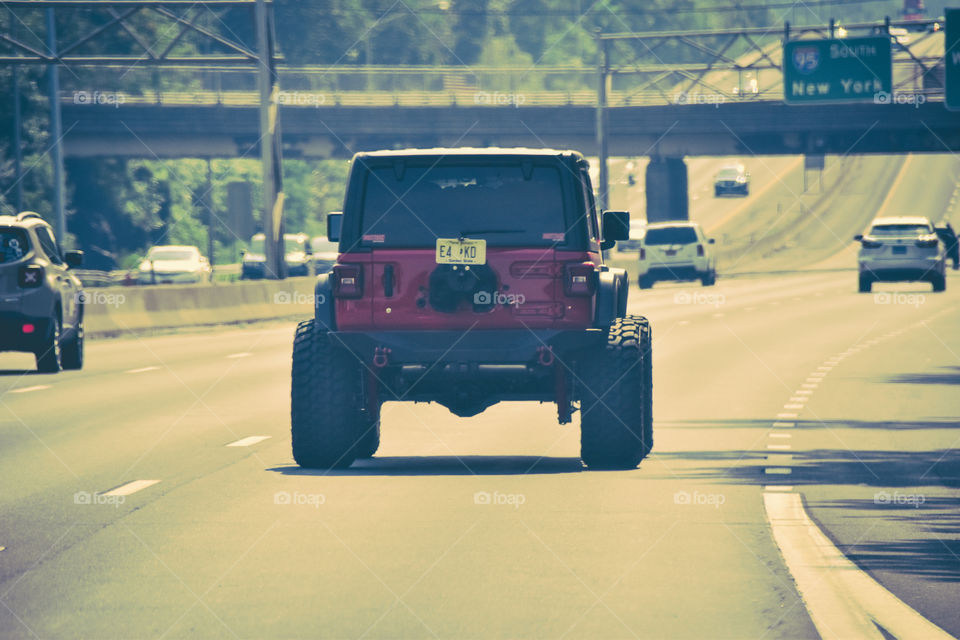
[332,264,363,298]
[18,264,44,288]
[564,262,597,297]
[916,236,939,248]
[696,244,705,257]
[861,237,882,249]
[639,247,646,260]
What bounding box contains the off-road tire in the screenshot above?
[578,315,652,469]
[291,319,364,468]
[701,270,716,287]
[858,273,872,293]
[61,315,84,371]
[638,275,654,289]
[35,315,62,374]
[932,273,946,292]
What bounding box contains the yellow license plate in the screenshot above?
[436,238,486,265]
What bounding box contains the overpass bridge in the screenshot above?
[5,7,957,223]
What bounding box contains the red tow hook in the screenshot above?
[537,346,555,367]
[373,346,391,368]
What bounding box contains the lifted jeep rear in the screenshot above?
[291,148,652,470]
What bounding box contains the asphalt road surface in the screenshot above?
[1,267,957,639]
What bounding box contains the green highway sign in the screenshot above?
[783,36,892,104]
[947,9,960,111]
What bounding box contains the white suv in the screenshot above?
[856,216,946,292]
[637,221,717,288]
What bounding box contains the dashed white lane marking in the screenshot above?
[227,435,271,447]
[226,352,252,359]
[767,444,792,450]
[744,306,757,311]
[9,385,50,394]
[678,320,690,326]
[765,467,792,475]
[817,366,833,371]
[712,313,725,318]
[810,372,828,378]
[764,491,955,640]
[102,479,160,497]
[776,413,798,419]
[770,433,792,438]
[773,421,796,428]
[801,382,819,388]
[795,390,814,395]
[126,366,160,374]
[789,396,807,402]
[763,485,793,492]
[784,404,805,410]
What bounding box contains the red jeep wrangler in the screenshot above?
[291,148,652,469]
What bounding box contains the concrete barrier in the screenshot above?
[83,277,316,336]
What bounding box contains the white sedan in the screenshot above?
[137,245,211,285]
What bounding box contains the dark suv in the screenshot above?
[290,148,652,470]
[0,212,85,372]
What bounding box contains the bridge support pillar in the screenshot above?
[645,156,688,223]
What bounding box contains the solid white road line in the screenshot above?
[9,385,50,394]
[126,366,160,374]
[764,491,954,640]
[102,480,160,497]
[226,352,252,359]
[226,435,272,447]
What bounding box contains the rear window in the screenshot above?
[0,228,29,263]
[716,169,740,180]
[358,163,568,247]
[870,223,931,236]
[644,226,698,245]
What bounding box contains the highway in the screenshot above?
[3,144,960,638]
[1,264,958,638]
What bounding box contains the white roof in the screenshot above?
[645,221,702,229]
[870,216,932,226]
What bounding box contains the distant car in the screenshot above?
[310,235,339,274]
[714,165,750,197]
[0,212,85,372]
[934,222,959,269]
[137,245,211,285]
[241,232,312,278]
[856,216,946,292]
[637,221,717,288]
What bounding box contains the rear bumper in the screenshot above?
[332,329,605,365]
[0,312,51,352]
[860,258,943,280]
[640,264,708,280]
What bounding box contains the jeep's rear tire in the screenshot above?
[35,315,62,374]
[638,275,654,289]
[858,273,872,293]
[701,270,716,287]
[578,316,652,469]
[291,319,364,469]
[61,318,84,371]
